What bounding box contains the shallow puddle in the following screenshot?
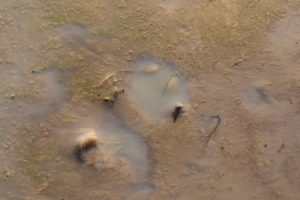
[74,120,149,180]
[129,55,189,118]
[0,66,66,125]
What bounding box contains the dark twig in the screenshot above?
[200,115,221,156]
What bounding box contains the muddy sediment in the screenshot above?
[0,0,300,200]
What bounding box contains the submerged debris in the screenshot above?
[199,115,222,156]
[130,56,189,117]
[172,103,183,122]
[143,64,161,73]
[164,74,179,92]
[204,115,221,146]
[74,132,98,162]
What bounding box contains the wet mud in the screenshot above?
[0,0,300,200]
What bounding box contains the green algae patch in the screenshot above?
[69,76,107,103]
[93,28,116,39]
[77,82,99,100]
[25,167,43,186]
[22,148,42,165]
[49,14,66,25]
[18,146,47,187]
[46,12,84,27]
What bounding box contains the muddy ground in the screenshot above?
[0,0,299,199]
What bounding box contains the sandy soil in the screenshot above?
[0,0,299,199]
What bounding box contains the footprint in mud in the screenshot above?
[129,55,189,119]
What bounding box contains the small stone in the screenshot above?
[103,96,114,103]
[69,52,75,57]
[74,131,98,162]
[10,94,16,99]
[264,144,267,148]
[37,182,49,192]
[4,169,15,179]
[77,55,84,60]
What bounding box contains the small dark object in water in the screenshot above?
[172,103,183,122]
[74,133,98,162]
